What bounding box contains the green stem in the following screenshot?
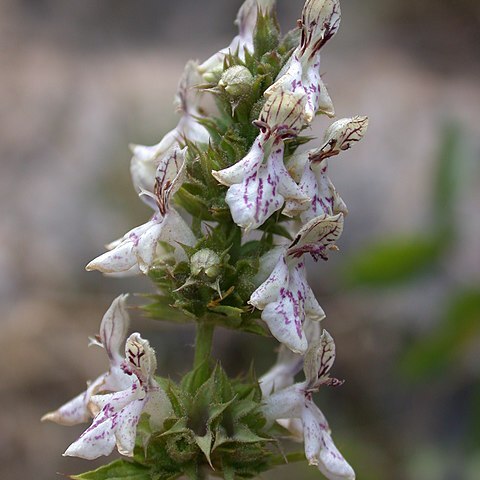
[193,321,215,370]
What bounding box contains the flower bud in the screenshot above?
[190,249,221,278]
[256,89,308,139]
[301,0,341,56]
[219,66,254,98]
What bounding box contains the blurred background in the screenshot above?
[1,0,479,479]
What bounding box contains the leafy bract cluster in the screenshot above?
[138,366,271,479]
[43,1,367,479]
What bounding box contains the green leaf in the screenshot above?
[231,424,268,444]
[344,236,445,287]
[195,431,214,467]
[181,361,212,396]
[70,460,150,480]
[400,289,480,380]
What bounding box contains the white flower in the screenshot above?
[64,333,171,460]
[249,213,343,353]
[130,60,209,198]
[198,0,276,76]
[263,330,355,480]
[259,319,321,397]
[212,89,309,230]
[42,295,133,426]
[284,116,369,221]
[86,146,196,275]
[265,0,341,122]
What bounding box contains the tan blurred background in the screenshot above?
[1,1,479,479]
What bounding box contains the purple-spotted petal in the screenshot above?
[302,400,355,480]
[302,53,335,118]
[111,395,148,457]
[224,143,306,230]
[250,252,324,353]
[250,254,289,309]
[261,260,312,354]
[64,385,146,460]
[41,376,104,426]
[86,209,194,275]
[296,260,326,322]
[212,136,265,187]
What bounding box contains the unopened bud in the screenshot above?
[219,66,254,98]
[190,249,221,278]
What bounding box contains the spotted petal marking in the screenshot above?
[303,330,344,390]
[288,213,344,261]
[302,400,355,480]
[63,385,147,459]
[250,256,325,354]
